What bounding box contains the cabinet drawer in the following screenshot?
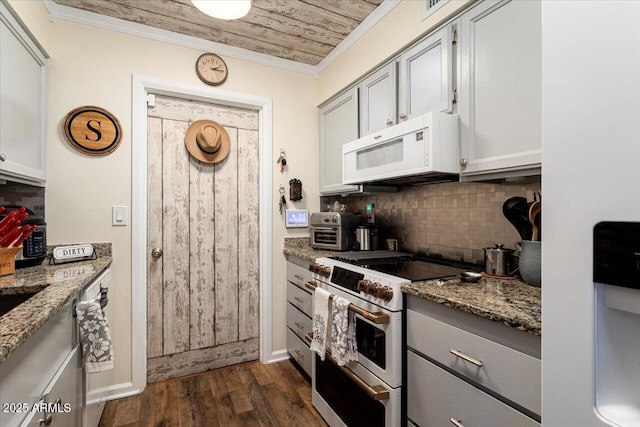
[287,262,312,290]
[407,351,539,427]
[287,281,312,316]
[287,328,311,377]
[286,302,311,341]
[407,309,541,415]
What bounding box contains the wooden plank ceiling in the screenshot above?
[52,0,383,65]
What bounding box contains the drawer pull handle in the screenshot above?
[450,417,466,427]
[294,321,304,330]
[294,297,304,304]
[294,349,304,360]
[294,274,304,281]
[39,414,53,426]
[449,348,483,367]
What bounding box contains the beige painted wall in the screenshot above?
[8,0,319,390]
[317,0,473,104]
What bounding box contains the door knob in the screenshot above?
[0,153,6,162]
[151,248,163,258]
[399,113,407,120]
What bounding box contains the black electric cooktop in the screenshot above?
[329,251,482,282]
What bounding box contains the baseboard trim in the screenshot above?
[266,348,290,364]
[87,381,142,405]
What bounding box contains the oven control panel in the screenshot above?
[357,279,394,302]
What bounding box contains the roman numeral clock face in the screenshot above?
[195,53,228,86]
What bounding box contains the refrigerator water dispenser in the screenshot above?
[594,222,640,426]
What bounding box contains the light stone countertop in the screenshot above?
[0,243,113,364]
[283,237,541,336]
[283,237,336,261]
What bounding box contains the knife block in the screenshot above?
[0,247,22,276]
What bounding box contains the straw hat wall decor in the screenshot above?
[184,119,231,163]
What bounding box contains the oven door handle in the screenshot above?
[304,282,390,324]
[304,333,390,401]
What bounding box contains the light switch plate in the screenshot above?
[112,205,128,226]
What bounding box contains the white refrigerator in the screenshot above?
[543,1,640,426]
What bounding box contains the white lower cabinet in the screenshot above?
[407,352,539,427]
[21,346,83,427]
[0,301,78,427]
[285,257,313,377]
[406,295,540,426]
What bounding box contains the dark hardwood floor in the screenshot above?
[99,360,328,427]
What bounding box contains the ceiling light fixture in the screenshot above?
[191,0,252,20]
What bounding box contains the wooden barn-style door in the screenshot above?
[146,95,259,382]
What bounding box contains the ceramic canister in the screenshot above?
[518,240,541,287]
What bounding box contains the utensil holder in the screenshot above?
[518,240,541,287]
[0,247,22,276]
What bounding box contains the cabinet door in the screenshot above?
[44,346,83,427]
[359,62,396,136]
[458,0,541,179]
[319,88,360,195]
[0,3,46,184]
[398,24,453,120]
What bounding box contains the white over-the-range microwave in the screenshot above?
[342,111,459,185]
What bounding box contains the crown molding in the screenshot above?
[316,0,402,74]
[42,0,316,75]
[42,0,400,77]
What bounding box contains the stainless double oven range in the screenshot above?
[306,251,473,427]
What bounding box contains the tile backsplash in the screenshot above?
[322,177,541,265]
[0,182,45,217]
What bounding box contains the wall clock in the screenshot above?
[195,53,228,86]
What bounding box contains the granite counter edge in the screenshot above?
[0,258,113,364]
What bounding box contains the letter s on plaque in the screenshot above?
[62,106,122,156]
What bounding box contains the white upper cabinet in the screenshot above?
[398,24,454,121]
[359,25,454,136]
[358,62,396,136]
[457,0,541,180]
[0,2,47,185]
[319,87,361,195]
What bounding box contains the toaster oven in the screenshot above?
[310,212,363,251]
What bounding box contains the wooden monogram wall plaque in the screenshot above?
[62,106,122,156]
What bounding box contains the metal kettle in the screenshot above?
[483,243,518,276]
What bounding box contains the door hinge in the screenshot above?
[452,89,458,104]
[146,94,156,107]
[452,29,457,45]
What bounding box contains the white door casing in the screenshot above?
[131,75,273,396]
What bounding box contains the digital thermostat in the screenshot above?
[285,209,309,228]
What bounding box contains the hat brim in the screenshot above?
[184,119,231,164]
